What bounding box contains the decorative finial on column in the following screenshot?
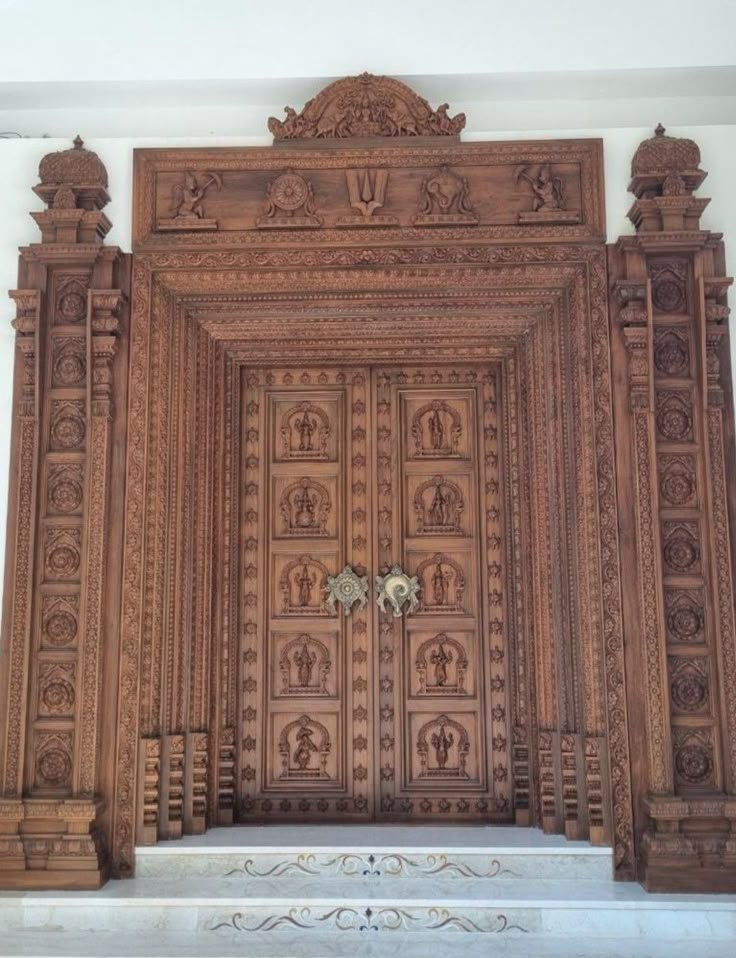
[31,135,111,242]
[627,123,708,231]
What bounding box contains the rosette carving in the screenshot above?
[52,337,86,386]
[43,527,82,581]
[42,595,79,648]
[50,399,86,450]
[34,733,73,789]
[47,463,84,514]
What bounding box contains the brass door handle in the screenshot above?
[325,565,369,616]
[375,565,421,617]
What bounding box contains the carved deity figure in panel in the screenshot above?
[297,564,316,607]
[411,401,462,458]
[278,715,331,780]
[429,483,451,526]
[297,411,316,451]
[281,402,331,460]
[415,554,465,613]
[430,639,452,687]
[415,633,468,694]
[293,726,319,770]
[280,556,330,615]
[278,633,331,695]
[281,478,331,536]
[432,561,452,606]
[294,639,317,687]
[515,164,564,211]
[170,171,222,220]
[416,714,470,779]
[432,724,454,768]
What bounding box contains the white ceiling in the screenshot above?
[1,0,735,137]
[2,0,736,83]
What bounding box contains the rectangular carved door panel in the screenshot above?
[239,367,375,820]
[373,366,510,820]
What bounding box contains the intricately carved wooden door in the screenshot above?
[239,364,509,821]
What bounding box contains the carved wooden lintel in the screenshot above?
[138,138,605,244]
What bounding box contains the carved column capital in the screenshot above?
[89,290,124,419]
[90,290,124,333]
[612,279,648,325]
[621,325,650,410]
[9,289,40,420]
[704,276,733,324]
[706,324,727,408]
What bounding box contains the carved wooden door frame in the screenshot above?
[2,77,735,894]
[114,243,628,878]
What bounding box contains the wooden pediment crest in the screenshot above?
[267,72,466,140]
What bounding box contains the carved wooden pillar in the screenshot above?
[0,139,129,888]
[610,126,736,891]
[617,292,675,797]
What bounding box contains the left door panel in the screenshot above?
[238,367,374,820]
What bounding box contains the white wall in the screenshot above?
[1,118,736,608]
[1,0,735,82]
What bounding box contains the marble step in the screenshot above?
[1,930,735,958]
[135,824,612,881]
[1,877,735,941]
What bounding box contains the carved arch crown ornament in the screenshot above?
[0,74,735,896]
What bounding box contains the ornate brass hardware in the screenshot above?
[375,564,421,617]
[325,565,369,616]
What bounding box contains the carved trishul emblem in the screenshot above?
[337,169,398,227]
[325,565,369,616]
[375,564,421,617]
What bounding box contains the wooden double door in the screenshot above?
[238,363,510,821]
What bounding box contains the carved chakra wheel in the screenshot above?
[324,565,369,616]
[269,172,309,211]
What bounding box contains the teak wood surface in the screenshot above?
[1,76,735,894]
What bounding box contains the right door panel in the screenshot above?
[373,365,511,819]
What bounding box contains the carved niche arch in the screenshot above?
[280,402,330,459]
[416,714,471,779]
[415,554,466,613]
[280,477,331,536]
[279,634,332,696]
[415,633,469,695]
[279,556,331,615]
[411,400,463,458]
[278,715,332,780]
[413,476,465,534]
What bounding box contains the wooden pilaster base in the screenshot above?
[0,798,109,890]
[640,794,736,892]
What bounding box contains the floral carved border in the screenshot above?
[112,245,633,878]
